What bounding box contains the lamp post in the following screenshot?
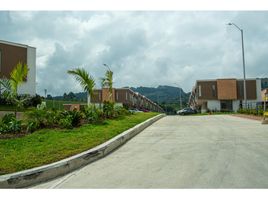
[227,22,247,108]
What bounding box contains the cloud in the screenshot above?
[0,11,267,96]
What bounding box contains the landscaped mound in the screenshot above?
[0,111,158,175]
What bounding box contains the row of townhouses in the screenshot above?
[188,78,268,113]
[91,88,164,113]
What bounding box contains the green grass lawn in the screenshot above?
[0,112,158,175]
[44,99,86,110]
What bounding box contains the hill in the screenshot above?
[130,85,189,105]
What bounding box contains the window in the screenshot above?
[212,85,216,97]
[199,85,202,97]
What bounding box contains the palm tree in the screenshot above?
[0,62,29,117]
[10,62,29,95]
[67,68,95,106]
[105,70,113,94]
[101,69,113,102]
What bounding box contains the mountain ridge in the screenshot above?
[51,85,190,106]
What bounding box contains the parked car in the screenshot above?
[177,108,197,115]
[129,109,143,113]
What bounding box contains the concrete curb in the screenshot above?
[0,114,165,188]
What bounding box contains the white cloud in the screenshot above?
[0,11,267,96]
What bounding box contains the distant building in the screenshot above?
[188,78,262,112]
[91,88,164,112]
[0,40,36,96]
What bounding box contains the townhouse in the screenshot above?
[188,78,262,112]
[0,40,36,96]
[91,87,164,112]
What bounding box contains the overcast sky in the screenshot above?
[1,11,268,96]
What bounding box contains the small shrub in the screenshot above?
[2,113,16,124]
[25,109,48,128]
[25,109,60,128]
[84,105,103,123]
[0,122,9,134]
[59,116,73,129]
[114,106,130,118]
[8,120,21,133]
[103,101,115,118]
[26,120,40,133]
[0,113,21,134]
[23,94,43,108]
[57,110,83,127]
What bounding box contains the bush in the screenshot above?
[57,110,83,128]
[25,109,48,128]
[0,113,22,134]
[114,106,130,118]
[103,101,115,118]
[84,105,103,123]
[26,108,62,129]
[59,116,73,129]
[23,95,43,108]
[26,120,40,133]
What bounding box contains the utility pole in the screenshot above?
[227,22,247,108]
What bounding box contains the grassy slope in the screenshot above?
[0,112,158,175]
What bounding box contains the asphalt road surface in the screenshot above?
[33,115,268,188]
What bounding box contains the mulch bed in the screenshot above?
[0,132,29,140]
[231,114,263,121]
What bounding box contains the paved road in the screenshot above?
[33,115,268,188]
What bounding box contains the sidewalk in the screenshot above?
[231,114,262,121]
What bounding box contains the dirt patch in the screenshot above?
[231,114,263,121]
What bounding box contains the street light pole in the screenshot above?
[227,23,247,108]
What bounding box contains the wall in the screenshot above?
[237,80,257,100]
[197,81,217,100]
[232,100,240,112]
[0,42,27,79]
[217,79,237,100]
[256,79,262,102]
[18,46,36,96]
[207,100,221,111]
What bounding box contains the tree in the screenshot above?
[68,92,76,100]
[46,94,53,100]
[67,68,95,106]
[0,62,29,117]
[101,69,114,102]
[63,92,68,99]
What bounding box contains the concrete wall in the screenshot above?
[207,100,221,111]
[256,79,262,102]
[18,46,36,96]
[233,100,240,112]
